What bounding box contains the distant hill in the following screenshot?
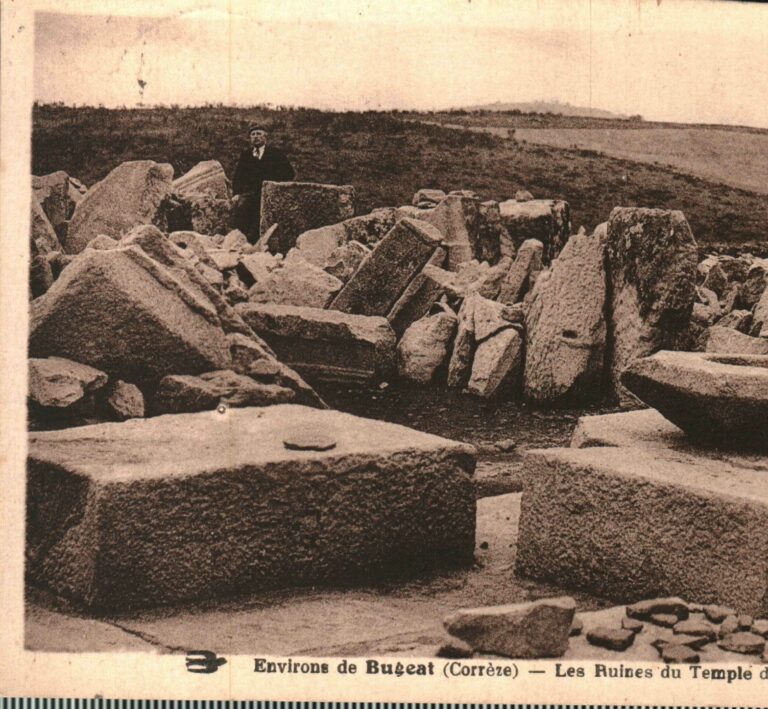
[458,100,630,119]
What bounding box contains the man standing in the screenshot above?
[231,123,295,243]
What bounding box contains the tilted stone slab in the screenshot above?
[330,218,443,316]
[172,160,230,199]
[29,246,231,385]
[621,351,768,450]
[27,405,476,610]
[236,302,396,384]
[260,181,355,255]
[516,408,768,616]
[65,160,174,254]
[605,208,698,404]
[32,171,75,234]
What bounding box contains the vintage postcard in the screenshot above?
[2,0,767,704]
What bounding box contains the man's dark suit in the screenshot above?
[232,146,295,243]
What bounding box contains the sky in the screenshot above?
[32,0,768,127]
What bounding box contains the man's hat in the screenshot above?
[248,122,268,133]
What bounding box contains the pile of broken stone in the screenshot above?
[29,158,768,428]
[439,596,768,663]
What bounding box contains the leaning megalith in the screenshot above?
[172,160,230,199]
[605,207,698,404]
[64,160,174,253]
[260,181,355,255]
[524,225,607,404]
[27,405,476,610]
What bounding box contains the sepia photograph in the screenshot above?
[3,0,768,703]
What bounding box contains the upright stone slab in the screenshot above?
[27,405,476,610]
[498,238,544,304]
[467,328,523,398]
[605,208,698,404]
[236,303,396,384]
[30,197,62,254]
[260,181,355,255]
[65,161,174,254]
[396,194,479,270]
[397,308,457,384]
[29,246,231,385]
[32,171,75,234]
[330,218,443,316]
[498,199,571,263]
[172,160,230,199]
[524,225,607,404]
[515,408,768,616]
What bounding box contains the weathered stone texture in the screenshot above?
[498,198,571,263]
[172,160,230,199]
[397,308,457,384]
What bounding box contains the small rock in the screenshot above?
[704,604,736,624]
[653,635,710,653]
[752,619,768,638]
[569,617,583,637]
[495,438,517,452]
[662,644,699,664]
[102,380,145,420]
[621,617,644,634]
[717,632,766,655]
[673,618,717,641]
[720,615,740,637]
[737,614,754,630]
[514,190,534,202]
[436,636,473,658]
[626,597,689,621]
[283,427,337,451]
[585,627,635,652]
[649,613,680,628]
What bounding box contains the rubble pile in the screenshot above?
[29,159,768,421]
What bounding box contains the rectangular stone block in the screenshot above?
[498,199,571,264]
[27,405,476,611]
[236,302,396,384]
[516,409,768,615]
[330,218,443,316]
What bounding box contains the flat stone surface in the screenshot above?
[27,405,476,610]
[627,597,689,621]
[662,644,699,663]
[236,303,396,384]
[516,410,768,616]
[585,626,635,651]
[718,631,766,654]
[498,199,571,263]
[621,351,768,450]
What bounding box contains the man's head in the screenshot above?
[248,123,268,148]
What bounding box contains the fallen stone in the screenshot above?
[514,190,534,202]
[517,409,768,616]
[295,223,348,267]
[466,327,523,398]
[413,188,446,206]
[168,231,218,267]
[85,234,119,251]
[715,309,753,333]
[447,296,477,390]
[386,247,447,337]
[236,303,397,384]
[29,246,232,385]
[323,240,370,282]
[206,248,240,271]
[187,193,232,236]
[221,229,249,252]
[741,261,767,310]
[752,619,768,638]
[605,208,698,404]
[31,197,62,254]
[738,614,754,630]
[397,308,457,384]
[249,251,343,308]
[32,171,75,234]
[622,617,644,634]
[752,287,768,338]
[472,294,513,342]
[570,617,584,636]
[64,160,174,253]
[585,627,635,651]
[330,218,443,316]
[652,635,710,653]
[476,200,506,264]
[498,198,570,263]
[283,427,337,452]
[260,181,355,255]
[498,238,544,304]
[673,618,717,641]
[237,252,281,287]
[704,604,737,624]
[717,632,766,654]
[621,351,768,450]
[396,194,479,270]
[223,274,250,305]
[650,613,681,628]
[662,644,699,663]
[436,636,473,658]
[172,160,230,199]
[28,357,108,408]
[154,370,295,413]
[443,597,575,659]
[342,208,398,246]
[100,380,145,420]
[706,326,768,355]
[524,225,606,404]
[701,261,728,297]
[30,255,55,299]
[720,615,740,637]
[27,405,476,609]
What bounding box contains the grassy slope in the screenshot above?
[32,105,768,249]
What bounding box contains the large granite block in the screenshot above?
[516,409,768,616]
[236,302,396,384]
[330,218,443,316]
[498,199,571,264]
[27,406,476,611]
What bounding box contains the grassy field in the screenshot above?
[31,104,768,250]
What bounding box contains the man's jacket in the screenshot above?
[232,146,295,196]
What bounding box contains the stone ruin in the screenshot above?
[25,158,768,661]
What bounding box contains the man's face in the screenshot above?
[249,129,267,147]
